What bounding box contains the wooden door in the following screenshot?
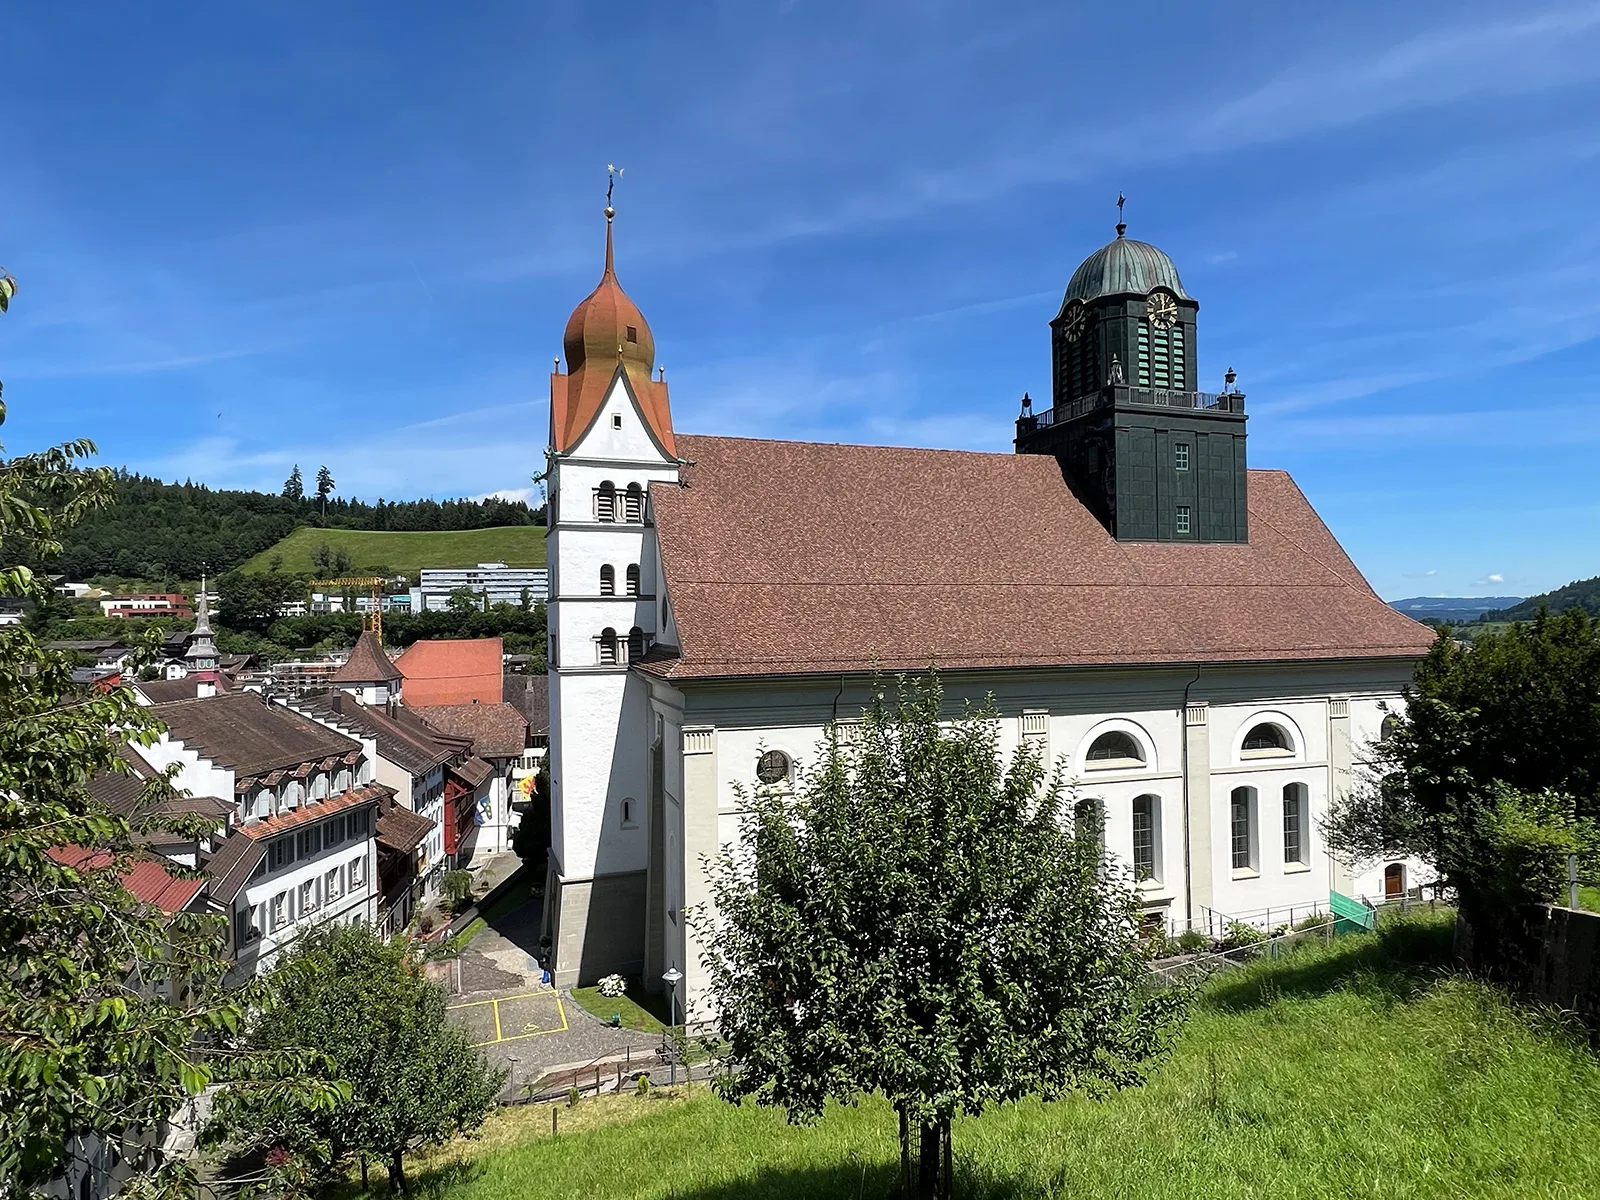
[1384,862,1405,899]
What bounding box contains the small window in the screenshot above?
[1242,722,1292,755]
[1379,714,1401,743]
[1282,783,1308,865]
[612,413,623,429]
[1132,794,1159,882]
[625,325,638,344]
[1175,443,1189,471]
[627,626,645,660]
[625,564,640,596]
[596,481,616,523]
[600,564,616,596]
[756,750,791,785]
[598,628,618,665]
[1175,505,1191,535]
[624,482,643,522]
[1230,786,1256,871]
[621,798,636,828]
[1085,730,1144,768]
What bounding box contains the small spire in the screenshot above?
[194,569,212,637]
[1116,192,1127,238]
[603,163,624,276]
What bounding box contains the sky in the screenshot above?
[2,1,1599,601]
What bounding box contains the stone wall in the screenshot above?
[1457,904,1600,1034]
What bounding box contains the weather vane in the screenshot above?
[1116,192,1126,235]
[606,164,624,216]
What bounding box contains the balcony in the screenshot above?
[1031,385,1245,429]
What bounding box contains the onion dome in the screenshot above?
[563,211,656,379]
[1064,222,1189,304]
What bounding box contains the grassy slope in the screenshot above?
[242,525,546,574]
[371,915,1600,1200]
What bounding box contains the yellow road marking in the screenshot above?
[494,1000,503,1042]
[447,990,569,1048]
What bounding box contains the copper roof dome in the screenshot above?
[1063,224,1189,304]
[562,212,655,378]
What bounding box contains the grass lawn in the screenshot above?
[569,980,673,1033]
[363,912,1600,1200]
[1579,885,1600,913]
[242,525,546,574]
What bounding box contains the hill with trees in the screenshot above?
[1483,575,1600,622]
[42,469,543,582]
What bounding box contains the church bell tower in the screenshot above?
[1017,213,1248,543]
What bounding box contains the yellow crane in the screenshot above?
[310,576,390,644]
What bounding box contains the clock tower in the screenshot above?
[1016,217,1249,543]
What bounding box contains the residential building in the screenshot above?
[410,562,547,612]
[410,702,527,857]
[541,207,1438,1011]
[99,593,193,619]
[503,669,550,774]
[395,637,503,706]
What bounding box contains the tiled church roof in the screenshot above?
[641,435,1435,681]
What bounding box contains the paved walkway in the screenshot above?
[443,888,660,1095]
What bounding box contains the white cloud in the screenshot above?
[1486,573,1505,584]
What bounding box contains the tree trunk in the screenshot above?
[388,1147,407,1195]
[360,1155,368,1190]
[898,1106,912,1198]
[915,1117,952,1200]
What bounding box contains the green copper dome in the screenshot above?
[1063,226,1189,304]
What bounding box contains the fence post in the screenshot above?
[552,1106,559,1137]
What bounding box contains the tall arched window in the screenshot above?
[1131,794,1160,882]
[1230,786,1257,871]
[624,482,644,522]
[625,564,640,596]
[598,628,618,665]
[595,481,616,522]
[1074,797,1106,847]
[1282,782,1308,866]
[599,564,615,596]
[1380,715,1401,743]
[627,626,645,660]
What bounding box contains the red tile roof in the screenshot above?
[152,691,363,778]
[331,631,402,684]
[237,781,392,839]
[414,703,527,760]
[48,846,206,914]
[397,638,503,707]
[376,797,434,855]
[643,435,1435,681]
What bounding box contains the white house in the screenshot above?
[539,207,1438,1018]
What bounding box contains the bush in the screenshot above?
[1294,912,1331,932]
[1221,920,1267,950]
[441,870,474,912]
[567,1086,581,1108]
[635,1074,650,1097]
[1175,928,1210,954]
[597,973,627,998]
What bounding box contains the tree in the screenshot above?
[216,570,310,634]
[1325,613,1600,974]
[0,278,338,1197]
[282,465,304,502]
[698,674,1185,1200]
[446,586,481,614]
[315,465,335,517]
[206,923,504,1194]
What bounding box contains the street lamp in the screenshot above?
[661,967,683,1085]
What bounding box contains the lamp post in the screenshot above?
[661,967,683,1085]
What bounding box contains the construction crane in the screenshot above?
[310,576,389,644]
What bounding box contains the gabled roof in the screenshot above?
[643,435,1436,681]
[449,756,494,789]
[330,631,402,684]
[204,832,267,905]
[297,692,456,777]
[502,671,549,735]
[414,703,527,760]
[396,638,502,706]
[135,674,234,705]
[47,846,206,914]
[152,691,363,778]
[376,797,434,856]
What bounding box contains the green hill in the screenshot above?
[243,525,547,575]
[1484,575,1600,622]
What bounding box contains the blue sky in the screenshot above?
[3,2,1599,600]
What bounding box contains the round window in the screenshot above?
[756,750,791,785]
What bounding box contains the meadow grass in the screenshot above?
[364,913,1600,1200]
[243,525,547,574]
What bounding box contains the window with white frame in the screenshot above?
[312,773,329,800]
[1175,505,1191,535]
[299,879,317,915]
[756,750,791,786]
[335,768,351,793]
[1131,794,1159,882]
[1241,722,1293,758]
[1085,730,1144,769]
[1074,797,1106,847]
[349,856,365,890]
[1230,786,1257,871]
[271,892,288,932]
[1175,443,1190,471]
[1282,782,1308,865]
[325,866,342,902]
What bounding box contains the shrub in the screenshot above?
[635,1074,650,1097]
[441,870,474,912]
[567,1085,581,1108]
[1294,912,1331,932]
[597,973,627,998]
[1175,928,1210,954]
[1221,920,1267,950]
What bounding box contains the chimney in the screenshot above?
[196,678,217,700]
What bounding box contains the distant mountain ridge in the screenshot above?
[1387,596,1524,623]
[1483,576,1600,622]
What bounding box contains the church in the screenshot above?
[539,202,1436,1016]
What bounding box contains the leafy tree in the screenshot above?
[1325,613,1600,973]
[0,279,338,1196]
[699,674,1185,1200]
[440,870,473,912]
[446,586,481,614]
[207,923,504,1194]
[282,464,304,502]
[315,465,335,517]
[217,569,310,634]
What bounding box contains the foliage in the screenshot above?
[1484,574,1600,622]
[245,604,547,663]
[568,984,669,1035]
[1324,613,1600,970]
[1220,921,1266,950]
[316,465,337,514]
[567,1087,581,1109]
[1174,928,1210,954]
[310,544,354,577]
[447,586,484,614]
[217,567,311,634]
[699,673,1186,1200]
[283,465,305,502]
[441,870,474,912]
[0,288,338,1196]
[206,923,504,1194]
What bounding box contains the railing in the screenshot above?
[1029,384,1244,429]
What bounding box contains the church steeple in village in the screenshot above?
[185,571,219,679]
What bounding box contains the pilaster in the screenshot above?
[1327,698,1354,892]
[1184,702,1213,924]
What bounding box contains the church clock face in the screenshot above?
[1061,300,1087,342]
[1145,291,1178,330]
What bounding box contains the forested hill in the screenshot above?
[1484,576,1600,622]
[51,471,542,580]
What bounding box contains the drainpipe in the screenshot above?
[1180,663,1203,931]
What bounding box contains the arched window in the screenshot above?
[621,797,637,828]
[1086,730,1144,768]
[1131,794,1159,882]
[598,628,618,665]
[1241,722,1292,756]
[1282,782,1308,865]
[756,750,791,785]
[624,482,644,522]
[595,481,616,523]
[1230,786,1257,871]
[627,626,645,660]
[599,564,615,596]
[1380,715,1401,743]
[625,563,640,596]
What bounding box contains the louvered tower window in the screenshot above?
[1137,322,1185,390]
